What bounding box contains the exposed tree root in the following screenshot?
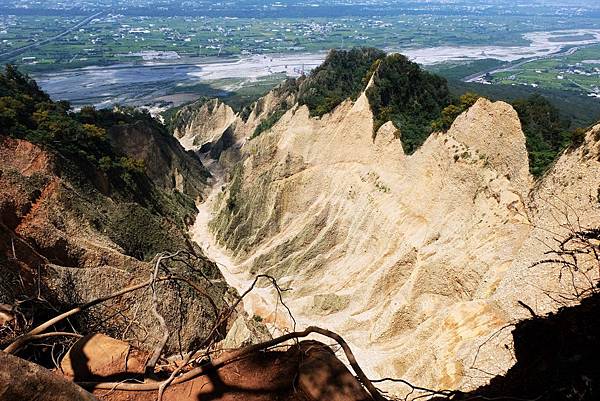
[3,251,453,401]
[77,326,388,401]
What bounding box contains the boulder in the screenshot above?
[0,352,97,401]
[60,333,148,380]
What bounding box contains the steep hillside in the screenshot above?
[172,51,600,397]
[0,66,240,361]
[0,68,375,401]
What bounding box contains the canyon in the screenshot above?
[1,51,599,401]
[173,77,600,396]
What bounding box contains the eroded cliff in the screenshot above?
[176,77,600,395]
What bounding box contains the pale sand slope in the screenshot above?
[174,98,237,150]
[183,91,600,395]
[174,87,296,155]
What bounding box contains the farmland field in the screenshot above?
[1,0,600,111]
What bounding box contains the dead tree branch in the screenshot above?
[530,226,600,301]
[145,252,181,374]
[77,326,388,401]
[517,301,537,318]
[155,273,297,399]
[2,274,185,354]
[368,377,456,401]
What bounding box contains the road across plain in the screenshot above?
[0,12,104,61]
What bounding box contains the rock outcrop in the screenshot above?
[173,98,237,152]
[172,82,297,164]
[180,84,600,396]
[0,352,98,401]
[60,333,148,381]
[81,339,371,401]
[108,120,210,199]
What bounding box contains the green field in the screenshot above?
[487,45,600,96]
[3,12,600,73]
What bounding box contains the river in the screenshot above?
[32,28,600,109]
[32,54,326,109]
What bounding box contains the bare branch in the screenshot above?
[145,251,181,374]
[77,326,388,401]
[368,377,456,400]
[2,274,189,354]
[517,301,537,318]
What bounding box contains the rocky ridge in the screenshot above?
[174,78,600,395]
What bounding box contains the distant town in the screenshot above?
[2,0,600,107]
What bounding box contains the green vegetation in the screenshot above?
[248,77,298,138]
[243,48,596,169]
[107,203,170,261]
[547,34,596,43]
[366,53,451,154]
[298,47,385,117]
[3,12,548,73]
[432,86,586,176]
[249,48,453,149]
[483,44,600,97]
[0,65,151,191]
[430,88,589,175]
[225,164,244,213]
[360,52,592,172]
[434,87,587,176]
[0,65,201,261]
[446,79,600,129]
[292,48,453,155]
[428,59,505,81]
[431,92,481,132]
[161,77,284,141]
[163,96,212,135]
[252,110,286,138]
[172,76,283,113]
[512,94,574,176]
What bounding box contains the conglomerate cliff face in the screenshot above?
[175,86,600,395]
[174,98,238,151]
[172,84,297,162]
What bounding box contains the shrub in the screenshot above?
[0,66,157,193]
[108,204,172,261]
[512,94,572,176]
[251,110,286,138]
[298,47,385,117]
[569,127,588,149]
[366,53,452,154]
[431,92,481,132]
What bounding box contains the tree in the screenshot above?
[366,53,452,153]
[512,94,571,176]
[431,92,481,132]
